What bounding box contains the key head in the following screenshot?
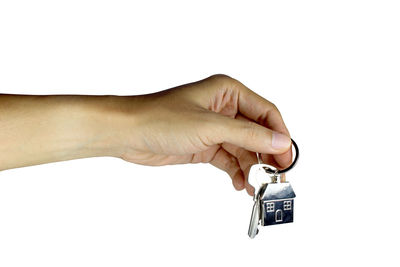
[248,163,279,197]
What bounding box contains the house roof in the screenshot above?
[261,182,296,200]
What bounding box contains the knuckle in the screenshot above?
[207,74,234,84]
[269,102,279,112]
[236,148,246,161]
[228,165,241,180]
[270,102,281,114]
[224,156,237,171]
[210,73,232,80]
[267,102,282,118]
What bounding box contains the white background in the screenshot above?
[1,0,399,266]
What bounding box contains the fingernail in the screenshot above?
[272,132,291,150]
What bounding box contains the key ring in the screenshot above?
[257,138,299,175]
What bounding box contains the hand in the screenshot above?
[0,75,292,196]
[113,75,292,195]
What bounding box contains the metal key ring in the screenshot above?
[263,138,299,175]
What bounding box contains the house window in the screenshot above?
[283,200,292,211]
[266,202,274,212]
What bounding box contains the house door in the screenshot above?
[275,209,283,222]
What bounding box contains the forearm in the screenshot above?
[0,94,128,171]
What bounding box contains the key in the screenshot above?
[248,159,275,238]
[248,182,269,238]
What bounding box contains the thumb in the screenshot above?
[214,116,291,154]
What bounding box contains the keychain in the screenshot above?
[248,138,299,238]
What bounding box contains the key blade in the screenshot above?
[248,199,260,238]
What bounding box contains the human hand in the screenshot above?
[112,75,292,195]
[0,75,292,196]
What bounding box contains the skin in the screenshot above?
[0,74,292,195]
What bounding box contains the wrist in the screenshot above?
[83,95,144,159]
[75,95,132,159]
[44,95,133,161]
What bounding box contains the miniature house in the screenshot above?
[260,182,296,226]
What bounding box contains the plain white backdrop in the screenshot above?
[1,0,399,266]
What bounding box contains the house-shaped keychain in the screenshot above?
[260,182,296,225]
[248,138,299,238]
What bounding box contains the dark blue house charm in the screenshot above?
[260,182,296,226]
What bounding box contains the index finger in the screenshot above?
[232,78,293,168]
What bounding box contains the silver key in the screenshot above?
[248,159,279,238]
